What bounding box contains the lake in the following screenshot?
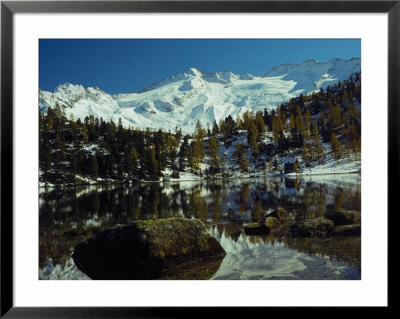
[39,174,361,280]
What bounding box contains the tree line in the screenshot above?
[39,72,361,184]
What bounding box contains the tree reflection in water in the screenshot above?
[39,175,361,279]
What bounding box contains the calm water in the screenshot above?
[39,174,361,280]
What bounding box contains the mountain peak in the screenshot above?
[328,57,343,63]
[183,67,203,77]
[40,58,360,134]
[264,57,360,77]
[55,83,85,92]
[303,59,320,64]
[239,72,255,80]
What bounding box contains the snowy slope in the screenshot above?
[264,57,361,93]
[39,58,360,134]
[39,84,122,122]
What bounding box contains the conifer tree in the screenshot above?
[43,144,52,172]
[193,120,206,161]
[91,155,99,178]
[107,153,116,177]
[144,145,159,180]
[220,155,227,176]
[304,108,312,140]
[302,144,310,165]
[242,111,252,131]
[154,129,168,171]
[46,115,54,132]
[188,142,199,172]
[118,117,123,132]
[55,133,66,162]
[71,155,78,175]
[330,133,343,160]
[345,139,351,162]
[81,124,89,142]
[352,138,361,160]
[235,142,249,172]
[255,112,266,141]
[69,118,78,143]
[129,146,139,175]
[212,121,219,136]
[235,116,243,130]
[247,121,259,158]
[178,135,189,171]
[311,121,323,163]
[341,90,348,106]
[289,113,295,132]
[166,135,178,166]
[207,122,211,137]
[39,112,44,131]
[292,113,304,147]
[175,127,182,144]
[272,113,284,143]
[208,137,220,174]
[272,117,279,142]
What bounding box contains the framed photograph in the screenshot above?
[1,0,395,316]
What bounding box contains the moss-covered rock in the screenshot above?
[332,224,361,236]
[72,218,226,279]
[244,208,293,237]
[264,208,293,236]
[289,217,334,238]
[267,208,291,221]
[326,210,361,226]
[265,217,279,229]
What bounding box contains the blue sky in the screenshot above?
[39,39,360,94]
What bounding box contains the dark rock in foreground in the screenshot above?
[326,210,361,226]
[72,218,226,280]
[289,217,334,238]
[332,224,361,236]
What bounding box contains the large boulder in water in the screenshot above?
[289,217,334,238]
[72,218,226,279]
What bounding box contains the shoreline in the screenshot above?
[285,170,361,178]
[39,170,361,188]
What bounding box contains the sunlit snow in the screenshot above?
[39,58,360,134]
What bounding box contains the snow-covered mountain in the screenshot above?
[39,57,360,134]
[264,57,360,93]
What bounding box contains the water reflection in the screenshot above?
[39,174,361,279]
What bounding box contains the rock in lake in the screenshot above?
[264,208,293,236]
[289,217,334,238]
[265,217,279,229]
[326,210,361,226]
[266,208,291,221]
[71,218,226,280]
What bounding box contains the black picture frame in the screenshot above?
[1,0,395,317]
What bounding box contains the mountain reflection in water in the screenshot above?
[39,174,361,280]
